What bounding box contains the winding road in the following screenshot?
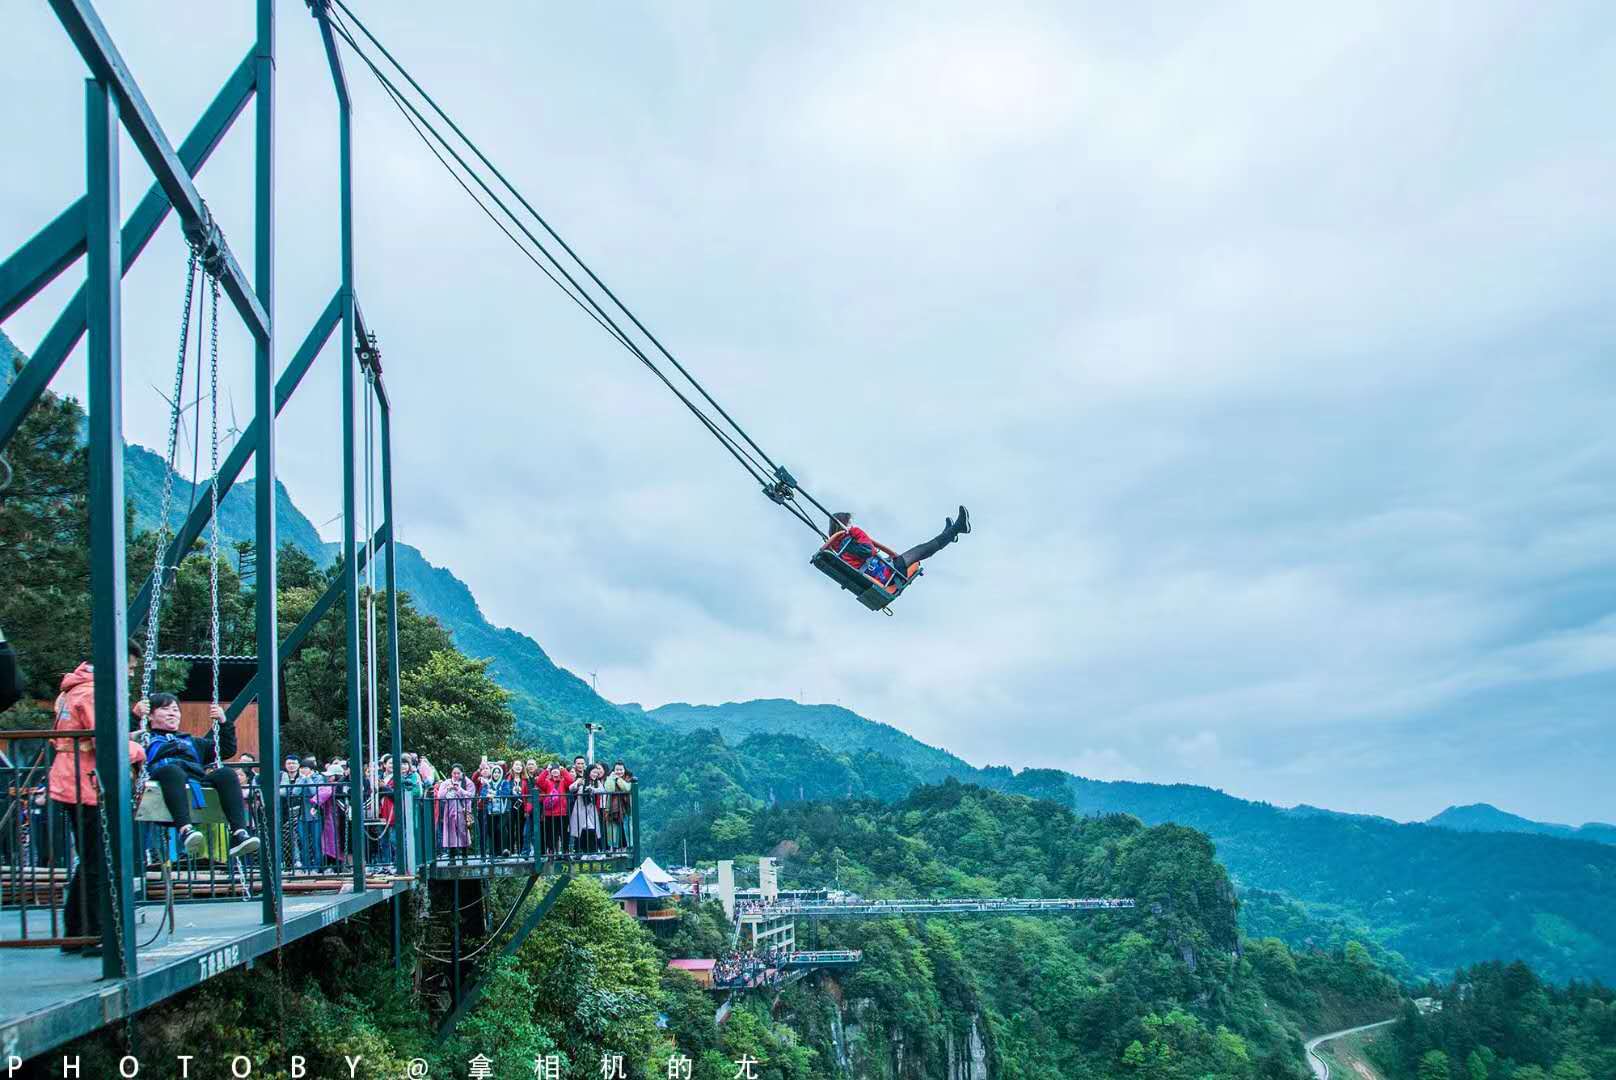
[1304,1019,1395,1080]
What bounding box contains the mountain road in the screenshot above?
[1305,1019,1395,1080]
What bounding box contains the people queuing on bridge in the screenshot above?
[712,945,794,989]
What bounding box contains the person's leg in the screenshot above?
[65,803,105,942]
[151,766,194,828]
[894,515,967,574]
[205,768,250,833]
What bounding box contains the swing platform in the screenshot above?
[0,879,414,1063]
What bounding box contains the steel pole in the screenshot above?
[381,398,406,874]
[316,5,366,891]
[253,0,282,929]
[85,76,136,981]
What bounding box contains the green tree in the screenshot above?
[0,379,90,706]
[516,877,663,1071]
[398,649,515,770]
[454,957,562,1078]
[1418,1049,1451,1080]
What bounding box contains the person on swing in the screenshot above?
[141,692,260,860]
[825,505,972,587]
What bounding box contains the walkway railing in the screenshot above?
[4,729,641,956]
[735,896,1137,919]
[412,788,639,871]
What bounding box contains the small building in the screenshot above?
[613,869,679,925]
[666,959,716,989]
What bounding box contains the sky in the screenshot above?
[4,1,1614,825]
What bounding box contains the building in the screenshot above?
[666,959,716,989]
[612,869,679,925]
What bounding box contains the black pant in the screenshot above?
[541,815,565,855]
[151,764,249,833]
[56,801,103,939]
[893,519,962,576]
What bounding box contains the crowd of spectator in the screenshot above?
[712,945,794,989]
[266,750,639,869]
[427,754,637,862]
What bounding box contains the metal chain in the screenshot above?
[140,250,201,705]
[207,272,224,772]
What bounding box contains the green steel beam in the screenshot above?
[313,3,367,894]
[47,0,269,341]
[126,291,341,633]
[438,875,572,1038]
[0,51,254,325]
[223,521,389,723]
[0,51,256,454]
[85,75,137,982]
[382,391,407,874]
[252,0,282,930]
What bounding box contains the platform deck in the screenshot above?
[0,880,413,1063]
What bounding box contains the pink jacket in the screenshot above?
[535,769,574,817]
[48,663,145,805]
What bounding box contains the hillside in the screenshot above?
[658,781,1405,1079]
[1425,802,1616,846]
[638,697,1616,986]
[647,699,974,783]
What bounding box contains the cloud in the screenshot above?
[2,0,1613,824]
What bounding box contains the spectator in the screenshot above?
[507,761,529,857]
[435,764,475,861]
[536,761,571,857]
[311,762,347,869]
[293,756,322,871]
[604,761,632,850]
[48,646,147,956]
[569,762,606,855]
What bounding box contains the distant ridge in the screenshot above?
[639,696,1616,984]
[646,698,976,783]
[1426,802,1616,846]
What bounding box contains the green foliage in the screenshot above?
[1375,961,1615,1080]
[0,376,92,705]
[515,877,665,1073]
[658,780,1412,1080]
[455,957,561,1078]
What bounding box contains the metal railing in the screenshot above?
[413,786,638,870]
[1,732,416,952]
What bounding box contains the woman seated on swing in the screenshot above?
[140,693,261,860]
[826,506,972,585]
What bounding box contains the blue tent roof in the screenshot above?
[613,870,673,901]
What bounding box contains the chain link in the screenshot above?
[140,250,201,708]
[207,272,224,772]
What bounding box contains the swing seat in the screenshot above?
[811,544,920,612]
[135,783,229,827]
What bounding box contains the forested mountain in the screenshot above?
[646,700,974,783]
[638,699,1616,986]
[656,781,1405,1079]
[25,308,1603,993]
[1425,803,1616,846]
[1374,961,1615,1080]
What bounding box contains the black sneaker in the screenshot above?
[228,830,261,858]
[180,825,208,858]
[955,505,971,535]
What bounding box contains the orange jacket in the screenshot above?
[48,663,145,806]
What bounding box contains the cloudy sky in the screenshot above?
[5,1,1614,825]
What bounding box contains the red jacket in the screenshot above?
[535,770,574,817]
[49,663,145,805]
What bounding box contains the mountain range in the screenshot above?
[9,326,1611,987]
